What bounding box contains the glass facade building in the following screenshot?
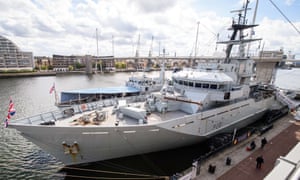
[0,35,33,70]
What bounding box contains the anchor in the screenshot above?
[62,141,80,162]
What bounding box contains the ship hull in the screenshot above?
[10,96,276,166]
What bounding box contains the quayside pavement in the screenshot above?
[193,114,299,180]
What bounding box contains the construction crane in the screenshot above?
[149,36,154,57]
[135,34,140,57]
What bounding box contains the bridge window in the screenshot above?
[210,84,218,89]
[195,83,202,88]
[184,81,188,86]
[203,84,209,88]
[179,80,183,85]
[188,82,194,87]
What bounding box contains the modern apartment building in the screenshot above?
[52,54,84,71]
[0,35,34,70]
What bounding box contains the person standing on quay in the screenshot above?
[256,155,264,169]
[261,137,267,149]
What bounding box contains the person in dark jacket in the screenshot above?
[256,155,264,169]
[261,137,267,149]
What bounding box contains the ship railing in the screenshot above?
[11,94,148,125]
[12,109,64,125]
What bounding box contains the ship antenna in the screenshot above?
[247,0,259,57]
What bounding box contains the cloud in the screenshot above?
[129,0,178,13]
[0,20,32,37]
[0,0,299,58]
[104,17,138,35]
[285,0,295,6]
[257,17,300,53]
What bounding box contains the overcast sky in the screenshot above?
[1,0,299,57]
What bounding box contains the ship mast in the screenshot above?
[95,28,99,73]
[135,34,140,57]
[159,48,166,84]
[194,21,200,58]
[217,0,261,63]
[149,36,153,57]
[112,35,114,57]
[95,28,103,73]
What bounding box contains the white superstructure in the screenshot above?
[8,1,282,166]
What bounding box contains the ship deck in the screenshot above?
[9,94,188,128]
[55,102,188,127]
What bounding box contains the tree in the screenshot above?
[68,65,74,71]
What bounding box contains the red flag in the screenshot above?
[4,97,15,128]
[49,83,55,94]
[8,98,15,116]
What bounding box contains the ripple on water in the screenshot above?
[0,127,64,179]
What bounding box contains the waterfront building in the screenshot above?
[52,54,115,72]
[34,56,52,70]
[0,35,34,71]
[52,54,84,71]
[96,56,115,72]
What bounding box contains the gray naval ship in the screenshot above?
[8,1,282,166]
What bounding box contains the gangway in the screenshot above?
[276,90,300,110]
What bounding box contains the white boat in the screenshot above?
[8,2,282,166]
[58,72,164,106]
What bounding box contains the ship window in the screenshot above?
[184,81,188,86]
[179,80,183,85]
[203,84,209,88]
[195,83,202,88]
[188,82,194,87]
[210,84,217,89]
[219,84,225,89]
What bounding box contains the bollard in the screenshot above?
[226,157,231,166]
[208,164,216,174]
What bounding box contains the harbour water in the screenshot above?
[0,69,299,179]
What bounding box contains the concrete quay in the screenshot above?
[0,71,56,78]
[192,114,298,180]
